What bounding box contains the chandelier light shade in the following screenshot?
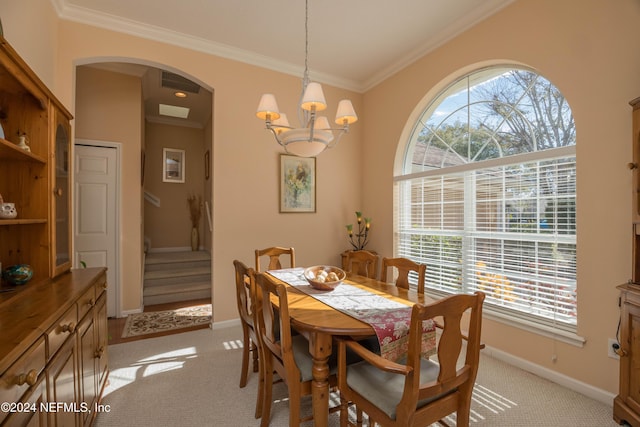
[255,0,357,157]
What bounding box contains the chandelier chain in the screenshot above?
[300,0,310,126]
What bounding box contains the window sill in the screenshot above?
[483,309,586,347]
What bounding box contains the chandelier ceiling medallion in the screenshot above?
[256,0,358,157]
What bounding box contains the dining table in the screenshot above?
[266,269,435,427]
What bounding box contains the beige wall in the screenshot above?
[2,0,639,397]
[0,0,58,88]
[144,122,206,249]
[362,0,640,395]
[74,66,143,314]
[54,21,363,321]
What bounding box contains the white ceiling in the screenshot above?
[55,0,514,126]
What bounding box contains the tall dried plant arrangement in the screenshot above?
[187,194,202,228]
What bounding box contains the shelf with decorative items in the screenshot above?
[0,34,72,287]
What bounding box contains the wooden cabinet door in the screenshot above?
[95,292,109,395]
[77,311,96,427]
[47,337,78,427]
[50,106,72,278]
[1,376,48,427]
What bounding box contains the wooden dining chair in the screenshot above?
[380,257,427,294]
[233,260,263,419]
[344,250,379,279]
[337,291,485,427]
[254,271,339,427]
[255,246,296,272]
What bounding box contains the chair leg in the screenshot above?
[356,408,363,427]
[251,340,259,372]
[239,324,250,388]
[339,393,349,427]
[254,339,263,419]
[288,383,301,427]
[260,361,274,427]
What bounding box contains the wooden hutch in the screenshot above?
[0,36,108,426]
[614,97,640,427]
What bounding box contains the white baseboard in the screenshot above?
[211,318,241,330]
[482,345,616,406]
[119,308,143,317]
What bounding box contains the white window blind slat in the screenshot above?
[395,67,577,330]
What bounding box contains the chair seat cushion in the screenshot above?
[346,357,451,420]
[292,335,338,382]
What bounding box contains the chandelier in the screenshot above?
[256,0,358,157]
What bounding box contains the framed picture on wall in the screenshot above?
[163,148,185,183]
[280,154,316,213]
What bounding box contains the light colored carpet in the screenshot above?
[96,324,619,427]
[121,304,211,338]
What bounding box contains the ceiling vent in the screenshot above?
[161,71,200,94]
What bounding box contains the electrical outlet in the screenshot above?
[608,338,620,360]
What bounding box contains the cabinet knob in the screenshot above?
[60,322,76,333]
[16,369,37,387]
[86,298,95,307]
[54,187,63,196]
[94,346,105,358]
[628,162,638,170]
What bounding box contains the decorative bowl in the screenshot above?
[304,265,346,291]
[2,264,33,285]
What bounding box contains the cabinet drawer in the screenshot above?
[95,273,107,299]
[77,285,96,321]
[0,336,46,423]
[46,304,78,360]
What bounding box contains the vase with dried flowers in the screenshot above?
[346,211,371,251]
[187,194,202,251]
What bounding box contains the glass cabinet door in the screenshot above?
[52,110,72,277]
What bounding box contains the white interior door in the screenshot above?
[74,142,119,317]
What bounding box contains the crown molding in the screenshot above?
[54,0,365,93]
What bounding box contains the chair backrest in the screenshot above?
[255,246,296,272]
[380,257,426,294]
[233,260,256,327]
[345,250,378,279]
[404,292,485,426]
[254,272,300,384]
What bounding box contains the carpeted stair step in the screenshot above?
[144,266,211,287]
[143,250,211,306]
[145,251,211,272]
[143,284,211,306]
[143,279,210,297]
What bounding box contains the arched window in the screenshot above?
[395,66,577,333]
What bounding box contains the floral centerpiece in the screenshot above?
[346,211,371,250]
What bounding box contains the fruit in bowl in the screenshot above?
[304,265,346,291]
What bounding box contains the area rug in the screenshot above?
[121,304,211,338]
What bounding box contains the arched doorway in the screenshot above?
[74,60,213,320]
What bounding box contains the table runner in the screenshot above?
[267,268,435,361]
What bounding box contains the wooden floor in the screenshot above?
[108,298,211,345]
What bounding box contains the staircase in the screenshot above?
[143,250,212,306]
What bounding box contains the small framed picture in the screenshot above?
[163,148,185,183]
[280,154,316,213]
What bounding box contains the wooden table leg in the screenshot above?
[308,332,332,427]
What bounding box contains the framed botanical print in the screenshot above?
[280,154,316,213]
[163,148,185,183]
